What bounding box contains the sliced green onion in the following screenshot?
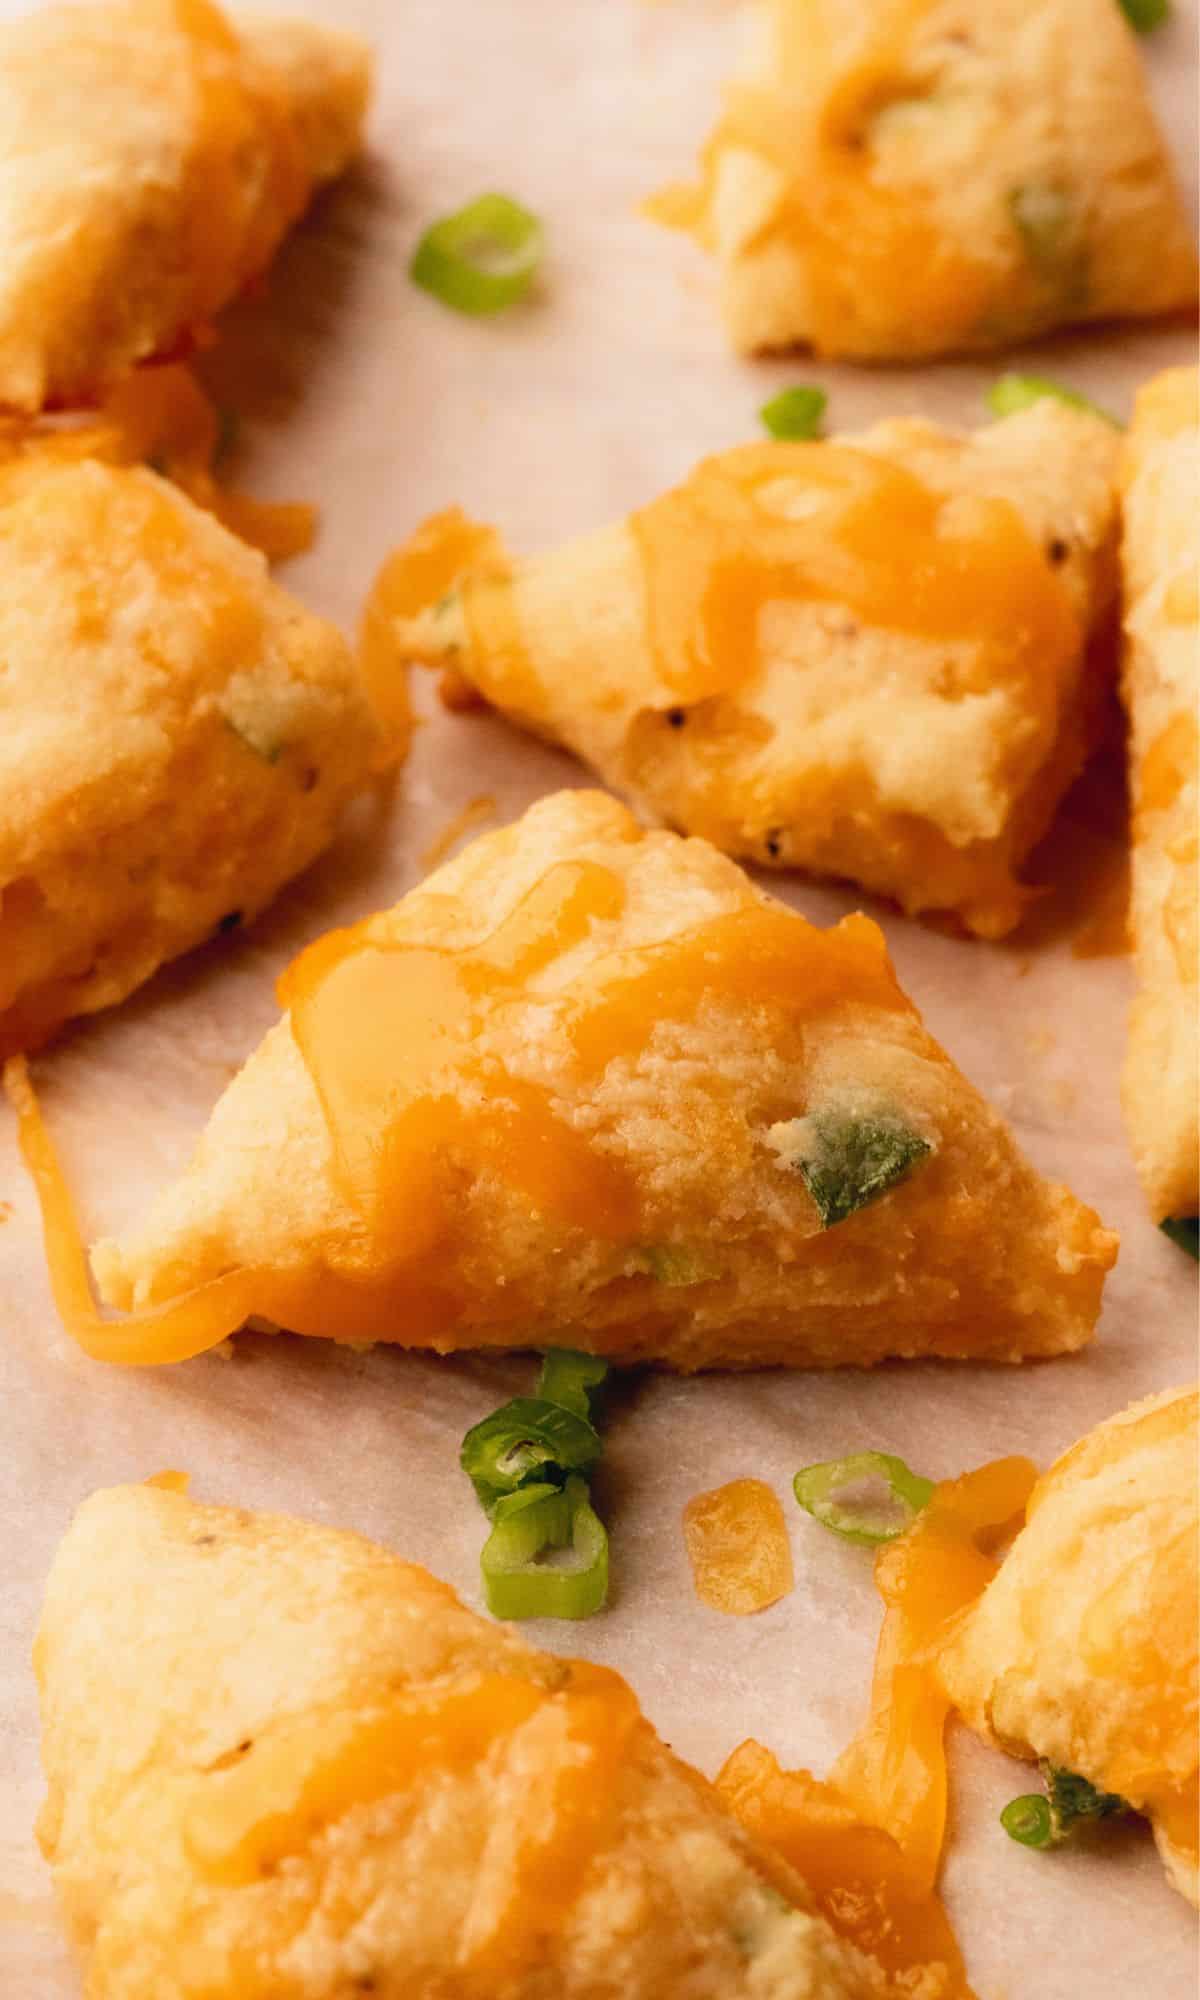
[1001,1794,1054,1849]
[793,1451,934,1545]
[771,1110,932,1229]
[1043,1763,1127,1834]
[481,1475,609,1620]
[410,194,543,316]
[536,1349,609,1421]
[760,386,827,441]
[1118,0,1168,29]
[637,1244,719,1286]
[1002,1763,1128,1850]
[986,372,1120,428]
[460,1396,601,1511]
[1160,1216,1199,1260]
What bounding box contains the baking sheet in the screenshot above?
[1,0,1197,1991]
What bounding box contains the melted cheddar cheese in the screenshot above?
[387,411,1119,938]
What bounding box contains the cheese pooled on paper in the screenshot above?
[0,446,389,1057]
[1118,366,1199,1222]
[386,402,1120,938]
[649,0,1198,358]
[0,0,370,411]
[34,1482,899,2000]
[938,1385,1199,1905]
[78,790,1117,1368]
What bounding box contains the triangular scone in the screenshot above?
[36,1484,893,2000]
[0,448,388,1058]
[388,404,1121,938]
[0,0,370,412]
[651,0,1198,358]
[938,1387,1199,1905]
[80,790,1116,1367]
[1118,369,1199,1222]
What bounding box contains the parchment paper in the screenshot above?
[1,2,1197,1992]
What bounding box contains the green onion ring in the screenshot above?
[481,1476,609,1621]
[1118,0,1169,30]
[1000,1794,1054,1849]
[792,1451,935,1545]
[460,1396,601,1511]
[410,193,544,316]
[759,385,827,441]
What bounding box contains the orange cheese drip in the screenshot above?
[683,1479,795,1616]
[721,0,996,355]
[716,1457,1037,1996]
[718,1742,975,1996]
[184,1660,641,1982]
[5,866,907,1364]
[361,509,504,732]
[630,442,1079,710]
[834,1457,1038,1890]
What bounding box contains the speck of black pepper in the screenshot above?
[1046,537,1069,566]
[665,707,687,729]
[765,832,783,859]
[193,1532,218,1546]
[216,910,242,935]
[299,766,319,793]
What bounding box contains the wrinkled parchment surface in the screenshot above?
[0,1,1196,1991]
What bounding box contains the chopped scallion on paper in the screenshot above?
[411,193,544,316]
[460,1350,611,1619]
[760,385,827,441]
[793,1450,934,1545]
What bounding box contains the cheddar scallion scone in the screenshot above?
[35,1481,919,2000]
[12,789,1116,1366]
[0,444,391,1058]
[938,1387,1199,1905]
[386,403,1121,937]
[649,0,1198,359]
[0,0,370,412]
[1118,367,1199,1225]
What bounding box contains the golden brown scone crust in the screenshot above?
[1119,368,1199,1221]
[670,0,1198,358]
[0,451,383,1056]
[0,0,370,412]
[938,1386,1199,1904]
[35,1483,887,1999]
[393,404,1120,938]
[93,789,1116,1367]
